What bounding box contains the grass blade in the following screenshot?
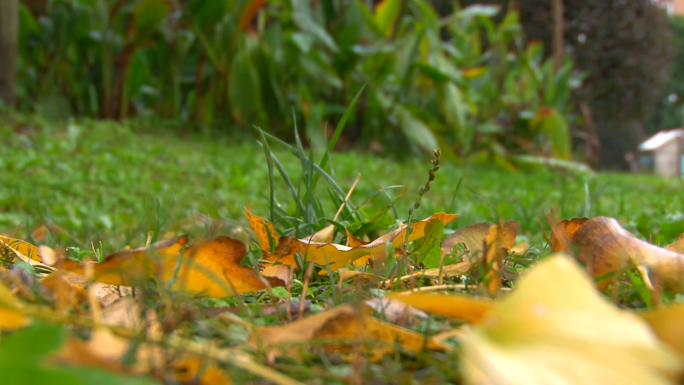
[313,84,367,189]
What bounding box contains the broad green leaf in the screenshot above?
[395,105,439,152]
[228,46,264,125]
[440,82,467,146]
[415,219,445,265]
[133,0,170,38]
[374,90,437,152]
[187,0,233,28]
[373,0,402,37]
[537,108,571,160]
[291,0,338,52]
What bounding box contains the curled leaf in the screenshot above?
[263,213,457,270]
[551,217,684,292]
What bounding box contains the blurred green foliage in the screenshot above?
[647,15,684,133]
[459,0,673,168]
[16,0,580,161]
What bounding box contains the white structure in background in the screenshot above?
[638,129,684,177]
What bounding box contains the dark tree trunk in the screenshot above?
[0,0,18,106]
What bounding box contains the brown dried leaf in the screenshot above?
[441,220,519,258]
[550,217,684,292]
[254,304,444,360]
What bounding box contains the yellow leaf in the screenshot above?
[263,213,457,270]
[64,235,286,298]
[245,208,279,251]
[459,254,680,385]
[666,234,684,254]
[171,357,232,384]
[508,242,529,256]
[640,303,684,359]
[389,292,494,323]
[0,235,42,262]
[309,224,335,244]
[0,281,30,330]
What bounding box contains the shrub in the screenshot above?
[458,0,673,167]
[16,0,578,163]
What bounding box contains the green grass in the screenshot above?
[4,114,684,383]
[3,115,684,253]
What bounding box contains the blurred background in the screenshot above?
[0,0,680,171]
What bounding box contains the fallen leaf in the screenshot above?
[509,242,529,256]
[41,271,87,311]
[344,229,392,268]
[0,235,42,262]
[38,245,59,266]
[389,292,494,323]
[640,303,684,359]
[254,304,444,360]
[245,208,279,251]
[170,357,232,384]
[64,235,286,298]
[441,221,519,258]
[414,218,445,266]
[458,254,680,385]
[549,217,590,252]
[480,224,508,296]
[420,261,472,278]
[0,281,30,330]
[263,213,457,270]
[550,217,684,292]
[337,270,382,282]
[309,224,335,244]
[364,297,428,326]
[666,234,684,254]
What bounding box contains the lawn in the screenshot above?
[3,115,683,252]
[3,115,684,383]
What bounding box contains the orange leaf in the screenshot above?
[64,235,285,297]
[389,292,494,323]
[0,281,30,330]
[0,235,42,262]
[245,208,279,251]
